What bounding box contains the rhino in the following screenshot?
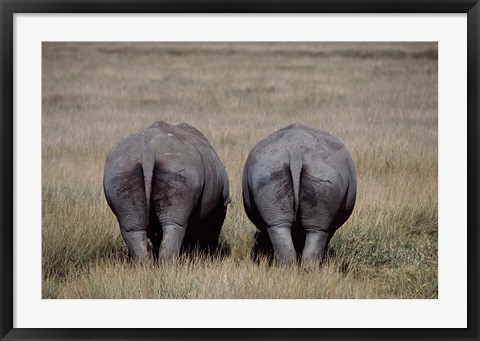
[242,123,356,265]
[103,121,230,262]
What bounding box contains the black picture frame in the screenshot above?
[1,1,479,340]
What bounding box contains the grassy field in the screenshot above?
[42,42,437,299]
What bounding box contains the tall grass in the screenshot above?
[42,42,437,298]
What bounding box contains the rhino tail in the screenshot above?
[141,152,155,216]
[289,148,304,218]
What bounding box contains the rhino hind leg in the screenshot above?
[106,164,150,262]
[158,222,187,262]
[116,202,149,261]
[151,164,201,262]
[301,229,330,266]
[267,223,297,265]
[300,211,336,266]
[117,219,149,262]
[252,225,305,265]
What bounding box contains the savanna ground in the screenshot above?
[42,42,437,299]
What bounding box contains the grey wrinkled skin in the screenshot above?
[242,123,356,266]
[103,121,230,263]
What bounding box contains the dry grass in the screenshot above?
[42,42,437,299]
